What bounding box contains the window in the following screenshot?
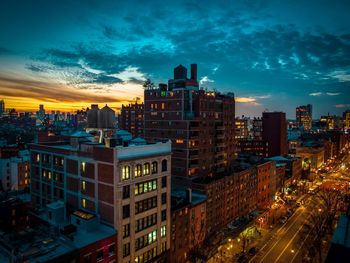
[136,213,157,232]
[97,249,103,261]
[82,181,86,191]
[135,164,142,177]
[161,160,167,172]
[161,102,165,109]
[135,230,157,251]
[122,205,130,219]
[161,225,166,237]
[122,165,130,180]
[123,224,130,238]
[135,196,157,214]
[84,254,92,263]
[123,185,130,199]
[176,139,184,143]
[161,210,167,221]
[82,198,86,208]
[161,193,167,205]
[161,176,167,188]
[109,244,115,256]
[135,180,157,196]
[81,162,86,173]
[123,243,130,257]
[151,161,158,174]
[143,163,150,175]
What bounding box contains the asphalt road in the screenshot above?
[248,195,322,263]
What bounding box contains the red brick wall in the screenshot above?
[98,164,114,184]
[67,176,79,192]
[98,183,114,204]
[99,202,114,224]
[67,159,78,175]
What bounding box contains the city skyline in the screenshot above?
[1,0,350,118]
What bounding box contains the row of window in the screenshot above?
[135,247,157,263]
[123,177,167,199]
[136,213,157,233]
[135,180,157,196]
[135,230,157,251]
[121,160,168,181]
[135,196,157,214]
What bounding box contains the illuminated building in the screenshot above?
[296,104,312,130]
[119,102,144,138]
[29,132,171,263]
[144,64,236,180]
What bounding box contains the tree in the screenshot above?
[143,78,155,90]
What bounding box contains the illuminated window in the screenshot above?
[43,170,46,177]
[176,139,184,143]
[82,181,86,191]
[48,171,51,180]
[36,154,40,162]
[161,225,166,237]
[143,163,150,175]
[135,164,142,177]
[60,159,64,166]
[82,198,86,208]
[161,103,165,109]
[81,162,86,173]
[122,165,130,180]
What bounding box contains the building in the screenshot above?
[296,104,312,130]
[251,117,263,140]
[0,205,118,263]
[262,112,288,157]
[235,117,249,139]
[119,102,144,138]
[0,146,30,191]
[144,64,236,180]
[87,104,115,129]
[170,187,206,263]
[296,141,325,171]
[267,156,302,187]
[0,99,4,116]
[237,139,268,157]
[343,110,350,132]
[29,131,171,263]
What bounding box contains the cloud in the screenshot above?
[329,71,350,82]
[326,92,341,96]
[309,92,323,96]
[200,76,214,84]
[335,104,350,108]
[235,94,271,106]
[109,66,146,83]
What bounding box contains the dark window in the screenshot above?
[161,210,167,221]
[123,185,130,199]
[122,205,130,219]
[84,254,92,263]
[161,160,167,172]
[161,193,167,205]
[135,196,157,214]
[97,249,103,261]
[123,243,130,257]
[109,244,115,256]
[151,161,158,174]
[123,224,130,238]
[161,176,167,188]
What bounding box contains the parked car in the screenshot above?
[280,216,288,224]
[249,247,257,255]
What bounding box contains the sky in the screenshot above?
[0,0,350,118]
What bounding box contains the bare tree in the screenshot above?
[189,216,206,262]
[143,78,155,90]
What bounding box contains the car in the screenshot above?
[248,247,257,255]
[280,216,288,224]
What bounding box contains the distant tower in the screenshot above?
[0,100,4,116]
[174,65,187,80]
[98,105,115,129]
[296,104,312,130]
[87,104,99,128]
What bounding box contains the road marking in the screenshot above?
[248,208,305,263]
[290,222,314,263]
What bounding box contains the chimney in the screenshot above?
[190,64,197,81]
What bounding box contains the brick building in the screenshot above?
[170,188,206,263]
[144,64,235,180]
[29,131,171,263]
[262,112,288,157]
[119,102,144,138]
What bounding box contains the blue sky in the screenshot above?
[0,0,349,118]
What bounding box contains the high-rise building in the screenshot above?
[29,132,171,263]
[119,102,144,138]
[235,117,249,139]
[343,110,350,131]
[0,99,4,116]
[252,117,263,140]
[87,104,115,129]
[262,112,288,157]
[144,64,236,180]
[296,104,312,130]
